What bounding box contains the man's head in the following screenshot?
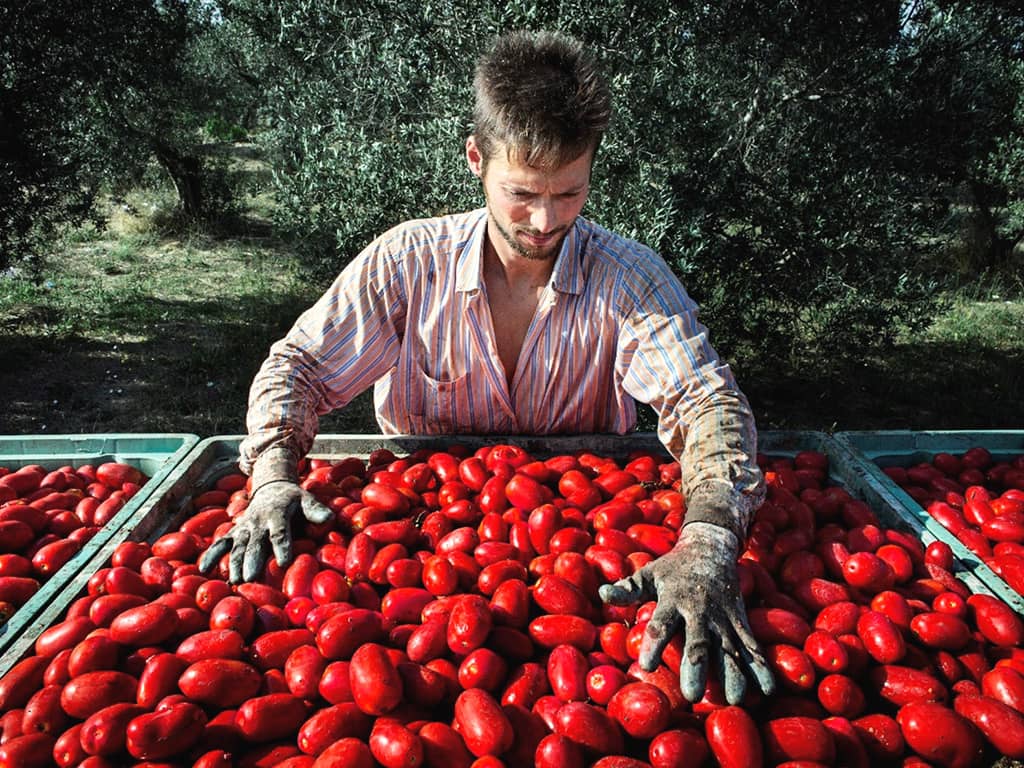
[471,30,611,173]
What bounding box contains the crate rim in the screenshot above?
[0,432,200,660]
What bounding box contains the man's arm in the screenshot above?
[600,258,772,704]
[240,238,409,473]
[201,234,407,582]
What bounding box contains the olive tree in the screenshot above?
[224,1,1023,365]
[1,0,256,273]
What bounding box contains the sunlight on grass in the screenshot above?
[2,223,322,349]
[4,182,1021,437]
[927,300,1024,350]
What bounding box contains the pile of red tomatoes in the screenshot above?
[882,447,1024,597]
[0,443,1022,768]
[0,462,147,622]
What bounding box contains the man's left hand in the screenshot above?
[598,521,775,705]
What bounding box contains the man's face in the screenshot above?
[467,137,592,262]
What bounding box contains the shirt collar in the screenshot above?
[456,209,586,296]
[551,218,584,295]
[455,209,488,293]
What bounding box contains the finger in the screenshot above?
[730,600,763,655]
[598,569,651,606]
[736,641,775,698]
[229,529,250,584]
[198,537,232,574]
[243,533,270,583]
[720,646,748,706]
[300,493,334,525]
[729,604,777,696]
[679,616,711,703]
[301,494,333,524]
[639,600,681,673]
[267,511,293,569]
[195,457,242,491]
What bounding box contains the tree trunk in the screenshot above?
[152,141,203,220]
[963,179,1014,272]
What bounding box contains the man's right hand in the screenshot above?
[198,479,332,583]
[197,445,332,583]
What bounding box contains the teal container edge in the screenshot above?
[757,431,1009,608]
[1,430,1013,677]
[0,433,200,463]
[835,429,1024,616]
[0,433,199,662]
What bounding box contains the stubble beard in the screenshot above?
[490,211,566,262]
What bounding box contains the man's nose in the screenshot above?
[529,198,557,233]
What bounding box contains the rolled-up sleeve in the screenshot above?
[239,235,408,473]
[615,261,764,537]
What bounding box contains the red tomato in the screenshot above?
[852,713,904,762]
[982,666,1024,713]
[349,643,402,715]
[869,665,948,706]
[649,728,710,768]
[584,663,626,706]
[967,594,1024,647]
[535,733,585,768]
[705,706,763,768]
[546,644,589,703]
[909,612,971,651]
[856,610,906,664]
[178,658,262,707]
[369,720,424,768]
[553,700,624,756]
[455,688,514,757]
[447,594,492,654]
[817,674,866,718]
[749,607,812,647]
[803,630,849,674]
[762,716,835,764]
[953,693,1024,758]
[59,670,138,719]
[896,701,984,768]
[607,681,671,738]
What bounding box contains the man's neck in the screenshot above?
[483,227,556,289]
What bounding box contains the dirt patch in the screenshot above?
[3,209,1022,439]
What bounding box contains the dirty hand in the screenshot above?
[598,521,775,705]
[198,447,332,583]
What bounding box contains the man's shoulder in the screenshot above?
[577,216,668,276]
[379,209,485,254]
[576,218,695,311]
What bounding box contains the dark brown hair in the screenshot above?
[473,30,611,171]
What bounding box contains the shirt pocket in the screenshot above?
[406,367,473,434]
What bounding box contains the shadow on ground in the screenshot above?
[2,291,1020,439]
[740,338,1023,432]
[0,290,377,437]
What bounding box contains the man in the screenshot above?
[200,29,774,705]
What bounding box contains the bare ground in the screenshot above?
[1,218,1021,439]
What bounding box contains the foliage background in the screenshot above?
[2,0,1023,435]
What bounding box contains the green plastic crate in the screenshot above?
[1,430,1009,677]
[835,430,1024,615]
[5,433,675,675]
[0,433,199,661]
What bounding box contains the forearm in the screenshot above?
[660,386,764,541]
[239,335,330,475]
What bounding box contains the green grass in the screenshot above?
[1,188,1022,438]
[928,299,1024,349]
[0,213,377,436]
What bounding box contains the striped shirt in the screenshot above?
[242,208,764,530]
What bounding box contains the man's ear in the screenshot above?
[466,135,484,178]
